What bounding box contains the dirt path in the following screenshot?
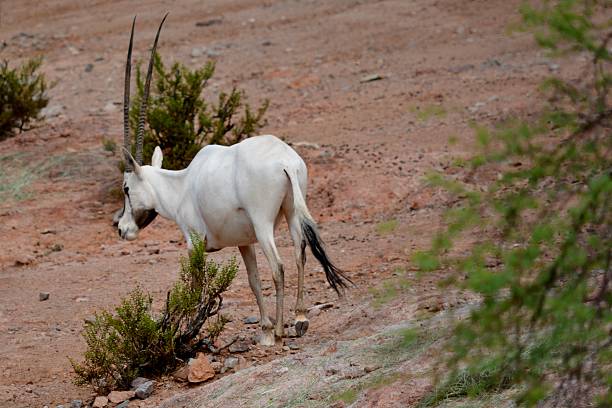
[0,0,554,406]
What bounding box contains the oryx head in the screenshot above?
[117,15,167,241]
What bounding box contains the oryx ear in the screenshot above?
[122,147,142,176]
[151,146,163,168]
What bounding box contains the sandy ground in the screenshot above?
[0,0,561,406]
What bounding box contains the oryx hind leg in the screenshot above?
[239,245,275,346]
[287,213,309,337]
[253,224,285,340]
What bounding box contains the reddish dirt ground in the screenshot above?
[0,0,563,406]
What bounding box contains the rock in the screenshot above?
[364,364,381,373]
[92,396,108,408]
[243,316,259,324]
[188,353,215,383]
[39,292,50,301]
[41,105,64,118]
[287,341,300,350]
[448,64,474,74]
[135,380,154,399]
[292,141,320,149]
[211,361,223,373]
[275,366,289,374]
[67,45,80,55]
[107,390,134,404]
[172,365,189,382]
[116,402,129,408]
[84,63,94,72]
[15,255,35,266]
[207,49,222,57]
[360,74,383,83]
[224,356,239,369]
[195,18,222,27]
[342,366,366,379]
[130,377,150,389]
[228,340,250,353]
[103,102,116,112]
[190,47,205,58]
[70,400,82,408]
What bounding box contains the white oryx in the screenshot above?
[116,16,351,346]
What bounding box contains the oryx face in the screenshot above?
[116,15,166,240]
[117,170,158,240]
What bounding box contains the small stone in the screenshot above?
[84,63,94,72]
[15,255,35,266]
[70,400,82,408]
[107,390,134,404]
[195,18,222,27]
[188,353,215,383]
[39,292,50,301]
[116,402,129,408]
[41,104,64,118]
[190,47,204,58]
[275,366,289,374]
[223,356,239,369]
[135,380,154,399]
[206,49,221,57]
[228,340,250,353]
[103,102,116,112]
[342,366,366,379]
[364,364,381,373]
[360,74,383,83]
[131,377,150,389]
[67,45,80,55]
[172,365,189,382]
[92,396,108,408]
[287,342,300,350]
[211,361,223,373]
[292,141,320,149]
[243,316,259,324]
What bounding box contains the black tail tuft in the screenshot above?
[302,219,353,295]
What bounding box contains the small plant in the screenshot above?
[0,58,49,140]
[102,137,116,153]
[376,218,398,235]
[129,53,268,170]
[71,232,237,391]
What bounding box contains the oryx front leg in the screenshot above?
[239,245,274,346]
[255,226,285,340]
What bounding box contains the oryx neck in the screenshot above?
[141,166,188,221]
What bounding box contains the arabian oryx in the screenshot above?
[116,16,352,346]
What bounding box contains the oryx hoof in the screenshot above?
[259,329,276,347]
[295,319,309,337]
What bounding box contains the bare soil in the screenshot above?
[0,0,560,406]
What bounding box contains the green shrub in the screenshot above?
[71,233,237,391]
[0,58,49,140]
[129,53,268,170]
[416,1,611,406]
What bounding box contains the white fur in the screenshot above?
[118,135,312,345]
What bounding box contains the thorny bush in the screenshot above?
[71,233,237,391]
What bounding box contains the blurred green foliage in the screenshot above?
[416,1,611,406]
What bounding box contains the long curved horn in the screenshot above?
[124,16,136,172]
[135,13,168,165]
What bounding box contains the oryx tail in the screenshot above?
[284,169,353,294]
